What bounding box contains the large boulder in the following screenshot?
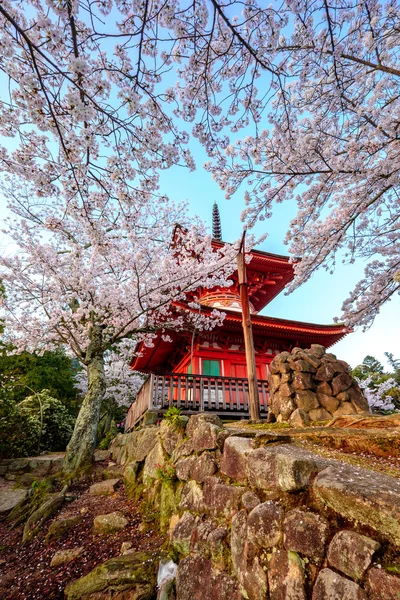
[246,444,322,493]
[110,427,159,465]
[89,478,121,496]
[0,481,28,515]
[220,437,253,482]
[179,480,204,513]
[203,476,244,517]
[366,567,400,599]
[247,501,283,549]
[160,420,185,456]
[143,441,166,485]
[64,551,158,599]
[46,514,82,544]
[283,509,329,559]
[186,414,222,453]
[268,550,306,600]
[171,512,198,555]
[312,568,367,600]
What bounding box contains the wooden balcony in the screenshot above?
[125,372,269,431]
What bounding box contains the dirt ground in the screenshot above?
[0,474,163,600]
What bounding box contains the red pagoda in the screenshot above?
[125,205,349,429]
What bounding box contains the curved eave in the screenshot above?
[221,310,350,346]
[131,306,350,372]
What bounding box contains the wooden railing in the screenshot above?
[124,377,153,431]
[125,372,269,429]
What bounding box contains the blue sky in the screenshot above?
[158,143,400,371]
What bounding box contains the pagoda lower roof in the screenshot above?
[131,307,349,373]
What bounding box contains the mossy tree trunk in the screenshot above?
[63,326,106,476]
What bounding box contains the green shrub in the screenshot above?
[19,390,75,452]
[0,391,40,457]
[98,420,118,449]
[163,406,185,430]
[0,389,75,458]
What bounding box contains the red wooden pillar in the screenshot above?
[236,231,261,422]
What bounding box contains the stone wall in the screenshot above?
[109,414,400,600]
[268,345,370,425]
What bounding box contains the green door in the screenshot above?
[202,359,221,376]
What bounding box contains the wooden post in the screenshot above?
[236,231,261,422]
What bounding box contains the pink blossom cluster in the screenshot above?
[0,189,235,362]
[74,354,145,407]
[0,0,399,332]
[356,376,399,412]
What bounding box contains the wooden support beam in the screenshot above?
[237,231,261,422]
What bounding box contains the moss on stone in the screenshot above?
[160,480,179,533]
[385,564,400,576]
[124,461,141,498]
[64,551,158,599]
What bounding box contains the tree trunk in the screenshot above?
[63,329,106,476]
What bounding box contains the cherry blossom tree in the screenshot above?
[1,0,399,332]
[168,0,400,329]
[0,190,234,474]
[1,0,399,470]
[356,376,399,412]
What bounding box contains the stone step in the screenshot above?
[313,464,400,546]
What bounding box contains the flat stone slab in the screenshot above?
[313,464,400,546]
[290,427,400,458]
[246,444,327,493]
[65,551,157,599]
[89,478,121,496]
[50,547,84,568]
[0,479,28,515]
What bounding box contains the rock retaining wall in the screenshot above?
[268,345,370,424]
[107,414,400,600]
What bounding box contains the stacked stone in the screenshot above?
[72,414,400,600]
[268,344,369,425]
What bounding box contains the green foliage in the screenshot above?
[19,390,75,452]
[385,352,400,385]
[98,420,118,449]
[0,389,75,458]
[0,348,80,412]
[352,355,384,379]
[0,390,41,457]
[163,406,185,430]
[155,462,176,483]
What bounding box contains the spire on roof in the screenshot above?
[212,202,222,241]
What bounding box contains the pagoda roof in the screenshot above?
[131,306,349,373]
[201,240,296,313]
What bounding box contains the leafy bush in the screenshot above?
[0,391,41,458]
[19,390,75,452]
[0,348,80,411]
[163,406,185,430]
[98,420,118,450]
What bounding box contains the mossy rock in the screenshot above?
[64,551,158,599]
[124,461,141,499]
[46,514,82,544]
[160,480,180,534]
